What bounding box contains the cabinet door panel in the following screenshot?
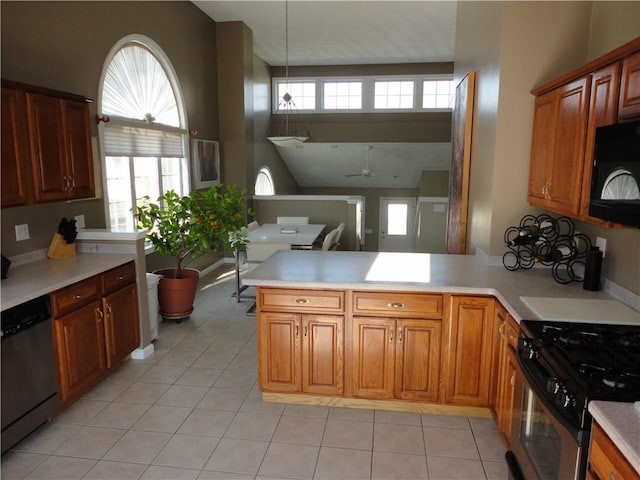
[302,315,344,395]
[1,87,28,207]
[548,77,590,215]
[26,93,68,202]
[351,317,395,399]
[395,319,441,402]
[53,300,106,403]
[528,92,557,206]
[62,100,94,199]
[258,312,301,392]
[445,297,495,406]
[103,283,139,368]
[618,51,640,120]
[581,62,621,221]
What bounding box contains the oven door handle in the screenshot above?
[517,352,587,446]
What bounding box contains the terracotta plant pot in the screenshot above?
[154,268,200,322]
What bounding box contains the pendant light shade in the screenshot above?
[266,1,311,147]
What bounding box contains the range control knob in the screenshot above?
[546,377,561,394]
[556,385,576,409]
[520,339,540,360]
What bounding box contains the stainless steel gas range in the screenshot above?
[506,320,640,480]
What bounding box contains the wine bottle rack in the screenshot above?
[502,214,592,284]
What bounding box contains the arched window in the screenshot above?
[98,34,189,229]
[255,167,275,195]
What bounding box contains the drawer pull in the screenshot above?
[117,275,124,281]
[294,298,309,305]
[387,302,405,308]
[73,293,83,300]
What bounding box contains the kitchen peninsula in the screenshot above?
[243,250,640,473]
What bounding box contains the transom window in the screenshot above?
[276,81,316,111]
[324,81,362,110]
[273,75,453,113]
[374,80,415,109]
[99,35,189,230]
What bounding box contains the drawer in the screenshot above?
[352,291,443,318]
[51,276,100,317]
[101,262,136,294]
[258,288,345,313]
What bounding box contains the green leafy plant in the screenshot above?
[134,184,250,278]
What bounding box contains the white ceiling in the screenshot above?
[191,1,457,188]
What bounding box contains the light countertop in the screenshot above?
[241,250,633,323]
[1,252,136,311]
[589,401,640,475]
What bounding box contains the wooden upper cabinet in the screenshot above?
[618,50,640,121]
[63,100,95,199]
[1,87,29,207]
[27,93,69,202]
[580,62,622,222]
[528,77,590,216]
[27,92,95,202]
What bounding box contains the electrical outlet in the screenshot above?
[15,224,29,241]
[596,236,607,258]
[75,214,85,229]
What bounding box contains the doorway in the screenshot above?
[379,197,416,252]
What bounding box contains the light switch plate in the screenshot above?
[15,224,29,241]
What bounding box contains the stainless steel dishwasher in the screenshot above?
[1,295,59,454]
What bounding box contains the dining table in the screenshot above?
[233,223,326,305]
[247,223,326,249]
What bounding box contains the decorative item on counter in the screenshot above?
[502,214,593,284]
[47,217,77,259]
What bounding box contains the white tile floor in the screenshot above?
[1,265,508,480]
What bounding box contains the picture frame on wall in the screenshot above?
[446,71,476,255]
[191,139,220,189]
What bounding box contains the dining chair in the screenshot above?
[319,228,338,251]
[248,220,260,232]
[334,222,345,248]
[276,216,309,225]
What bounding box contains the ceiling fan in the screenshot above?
[345,145,378,178]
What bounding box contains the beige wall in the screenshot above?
[252,56,299,196]
[1,1,219,258]
[456,1,640,295]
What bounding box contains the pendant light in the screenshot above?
[266,0,311,148]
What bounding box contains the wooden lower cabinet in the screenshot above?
[51,261,139,406]
[443,296,496,406]
[587,422,640,480]
[350,316,441,402]
[103,282,139,368]
[258,312,344,395]
[256,287,510,411]
[494,309,519,447]
[53,300,107,403]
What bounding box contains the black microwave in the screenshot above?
[589,120,640,227]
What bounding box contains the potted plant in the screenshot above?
[135,184,249,321]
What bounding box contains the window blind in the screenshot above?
[103,123,184,157]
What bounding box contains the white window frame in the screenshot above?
[97,34,190,230]
[272,74,453,114]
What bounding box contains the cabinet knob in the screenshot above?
[73,293,82,300]
[117,276,124,281]
[294,298,309,304]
